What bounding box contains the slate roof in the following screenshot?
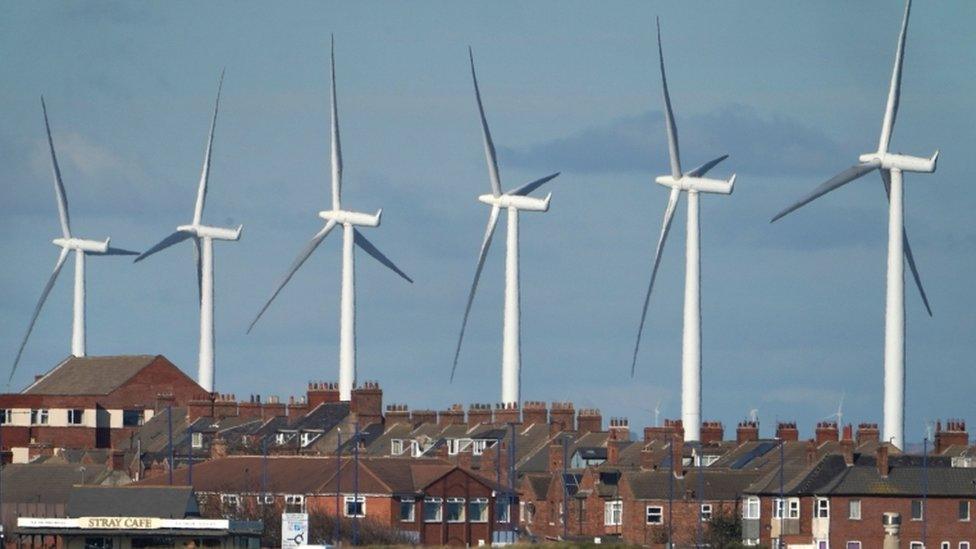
[814,454,976,497]
[2,463,109,504]
[624,468,758,501]
[67,486,198,518]
[24,355,164,395]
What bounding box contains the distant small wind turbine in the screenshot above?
[248,37,412,401]
[823,393,846,438]
[9,98,140,383]
[771,0,937,450]
[630,19,736,443]
[450,47,560,406]
[748,408,759,424]
[134,71,241,393]
[654,399,662,427]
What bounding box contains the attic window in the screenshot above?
[472,439,491,455]
[391,439,404,455]
[300,433,316,448]
[275,433,287,445]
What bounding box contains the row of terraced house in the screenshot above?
[1,354,974,546]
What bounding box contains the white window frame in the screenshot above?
[257,494,274,505]
[910,499,923,521]
[909,543,924,549]
[846,543,861,549]
[191,432,203,449]
[472,439,490,455]
[469,497,489,523]
[941,543,950,549]
[772,498,799,519]
[849,499,861,520]
[815,497,829,518]
[445,497,466,523]
[221,494,240,514]
[646,505,663,525]
[398,497,415,522]
[67,409,84,425]
[30,409,49,425]
[285,494,305,513]
[424,497,443,522]
[0,409,10,424]
[447,439,459,455]
[496,497,511,523]
[300,432,316,448]
[743,496,760,519]
[700,503,712,522]
[604,500,623,526]
[961,543,971,549]
[391,439,404,455]
[959,500,971,521]
[343,495,365,517]
[275,432,287,445]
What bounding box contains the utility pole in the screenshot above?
[668,436,674,549]
[167,406,174,486]
[696,442,704,548]
[187,423,193,485]
[336,428,342,546]
[353,421,359,546]
[922,436,928,545]
[562,435,568,541]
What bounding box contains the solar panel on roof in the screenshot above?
[730,441,777,470]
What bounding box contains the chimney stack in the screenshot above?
[841,424,855,466]
[385,404,410,426]
[877,443,890,478]
[935,419,969,454]
[307,381,341,408]
[815,421,839,446]
[670,434,684,479]
[577,409,603,434]
[856,423,880,446]
[805,439,817,465]
[522,401,548,426]
[467,404,492,427]
[775,422,799,441]
[410,409,437,427]
[351,381,383,427]
[700,421,724,445]
[549,402,575,434]
[548,441,566,474]
[495,402,520,425]
[608,417,629,441]
[438,404,465,427]
[645,419,683,443]
[736,420,759,445]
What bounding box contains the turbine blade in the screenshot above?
[686,154,729,178]
[878,0,911,153]
[41,97,71,238]
[353,229,413,283]
[881,169,932,316]
[631,188,681,376]
[469,47,502,197]
[507,172,560,197]
[451,205,501,381]
[102,247,140,256]
[133,231,193,263]
[247,221,337,333]
[193,69,225,225]
[193,237,203,305]
[330,35,343,210]
[657,18,682,179]
[10,247,71,383]
[770,161,880,223]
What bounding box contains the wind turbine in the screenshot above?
[248,38,412,401]
[630,19,736,443]
[10,98,139,382]
[450,48,560,406]
[134,72,241,393]
[823,393,846,439]
[770,0,937,450]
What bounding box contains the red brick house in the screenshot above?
[0,355,208,461]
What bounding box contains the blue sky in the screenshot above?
[1,2,974,443]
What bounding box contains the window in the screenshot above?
[472,439,490,455]
[743,497,760,519]
[847,543,861,549]
[257,494,274,506]
[344,495,365,517]
[469,498,488,523]
[122,409,143,427]
[30,409,49,425]
[911,499,923,520]
[391,439,404,455]
[941,543,951,549]
[447,439,460,455]
[300,432,315,447]
[960,500,971,521]
[604,500,623,526]
[67,409,84,425]
[424,497,443,522]
[191,432,203,449]
[446,497,465,522]
[773,498,800,519]
[701,504,712,521]
[815,498,829,518]
[646,506,663,525]
[0,409,10,424]
[496,498,511,523]
[221,494,240,515]
[84,537,113,549]
[286,495,305,513]
[849,499,861,520]
[275,432,287,445]
[399,498,415,522]
[910,543,924,549]
[961,543,971,549]
[700,454,720,467]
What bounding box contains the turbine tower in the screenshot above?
[10,98,139,382]
[631,19,736,443]
[248,38,412,401]
[134,72,242,393]
[450,48,560,406]
[771,0,937,450]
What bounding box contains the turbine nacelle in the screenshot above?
[858,151,938,173]
[176,224,243,241]
[655,174,735,195]
[52,237,109,254]
[318,209,381,227]
[477,193,551,212]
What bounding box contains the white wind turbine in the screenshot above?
[630,19,736,443]
[10,98,140,382]
[450,48,560,406]
[771,0,937,450]
[248,38,412,401]
[823,393,845,439]
[134,72,241,393]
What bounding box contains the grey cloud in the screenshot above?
[500,105,846,177]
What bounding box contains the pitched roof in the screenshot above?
[624,468,758,501]
[1,463,108,504]
[816,455,976,497]
[24,355,164,395]
[67,486,198,518]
